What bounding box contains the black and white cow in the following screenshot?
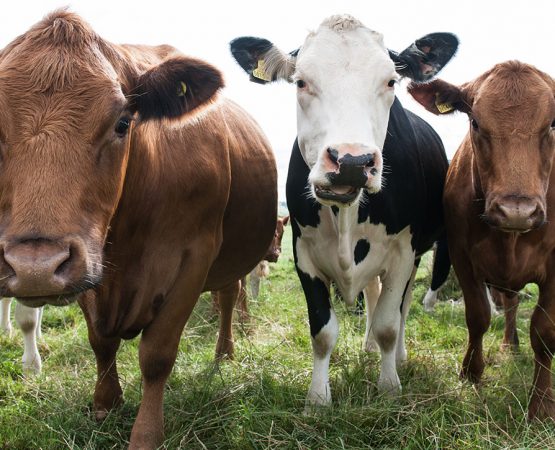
[231,15,457,407]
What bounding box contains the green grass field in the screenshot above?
[0,226,553,449]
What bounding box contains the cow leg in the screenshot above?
[363,276,381,352]
[372,253,414,395]
[35,305,43,340]
[528,281,555,421]
[215,280,241,359]
[423,237,450,312]
[249,267,262,300]
[494,290,519,352]
[396,262,418,365]
[236,276,249,325]
[299,270,336,410]
[79,298,123,421]
[455,257,491,383]
[15,301,42,374]
[130,251,215,450]
[0,298,12,336]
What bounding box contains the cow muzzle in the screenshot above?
[0,236,96,305]
[313,144,382,205]
[484,195,546,232]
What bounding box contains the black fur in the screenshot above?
[132,57,224,120]
[389,33,458,81]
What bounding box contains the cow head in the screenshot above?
[409,61,555,233]
[230,15,457,206]
[264,215,289,263]
[0,11,224,306]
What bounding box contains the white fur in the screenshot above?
[423,288,439,312]
[293,18,397,192]
[1,298,43,374]
[296,205,415,403]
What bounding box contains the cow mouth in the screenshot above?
[15,293,82,308]
[314,185,360,204]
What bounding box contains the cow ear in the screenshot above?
[230,36,297,84]
[282,215,289,226]
[389,33,458,82]
[130,57,224,121]
[408,79,470,115]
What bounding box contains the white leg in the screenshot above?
[249,269,261,300]
[372,253,414,395]
[396,265,418,365]
[15,302,42,374]
[35,306,44,340]
[0,298,13,337]
[305,309,339,410]
[363,277,381,352]
[423,288,439,312]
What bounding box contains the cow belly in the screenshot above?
[296,218,413,303]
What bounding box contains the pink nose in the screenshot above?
[486,196,545,231]
[1,238,84,297]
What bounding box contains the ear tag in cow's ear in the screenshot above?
[435,94,454,114]
[177,81,187,97]
[252,60,271,82]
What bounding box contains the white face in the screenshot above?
[293,24,398,205]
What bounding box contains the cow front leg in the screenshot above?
[215,280,241,359]
[528,280,555,421]
[0,298,13,336]
[79,296,123,421]
[372,255,414,395]
[363,277,380,352]
[298,270,336,410]
[15,301,42,374]
[454,257,491,383]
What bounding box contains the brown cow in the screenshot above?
[409,61,555,420]
[0,10,276,449]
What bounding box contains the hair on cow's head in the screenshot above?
[131,57,224,121]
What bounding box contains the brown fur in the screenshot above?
[0,11,276,449]
[410,61,555,421]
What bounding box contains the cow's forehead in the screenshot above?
[296,24,392,81]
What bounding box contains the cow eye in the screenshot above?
[387,79,396,88]
[296,80,306,89]
[471,118,479,131]
[115,118,131,136]
[551,120,555,129]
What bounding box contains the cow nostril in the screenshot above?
[327,147,339,163]
[54,245,73,277]
[365,154,375,167]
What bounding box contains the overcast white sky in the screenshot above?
[2,1,553,200]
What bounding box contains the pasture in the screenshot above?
[0,226,552,449]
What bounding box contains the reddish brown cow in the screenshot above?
[0,11,276,449]
[409,61,555,420]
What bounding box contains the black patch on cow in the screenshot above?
[296,268,331,337]
[229,37,275,84]
[354,239,370,265]
[331,206,339,216]
[287,138,321,230]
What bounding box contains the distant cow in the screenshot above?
[0,11,276,449]
[230,15,457,407]
[212,216,288,349]
[409,61,555,420]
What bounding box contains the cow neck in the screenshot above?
[337,204,358,272]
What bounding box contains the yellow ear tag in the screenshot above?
[177,81,187,97]
[252,60,272,82]
[435,95,454,114]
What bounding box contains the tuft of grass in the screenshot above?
[1,226,553,449]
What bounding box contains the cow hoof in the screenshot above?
[304,384,332,414]
[22,357,42,375]
[499,342,519,353]
[377,376,401,397]
[528,395,555,421]
[396,348,408,366]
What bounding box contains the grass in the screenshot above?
[1,226,553,449]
